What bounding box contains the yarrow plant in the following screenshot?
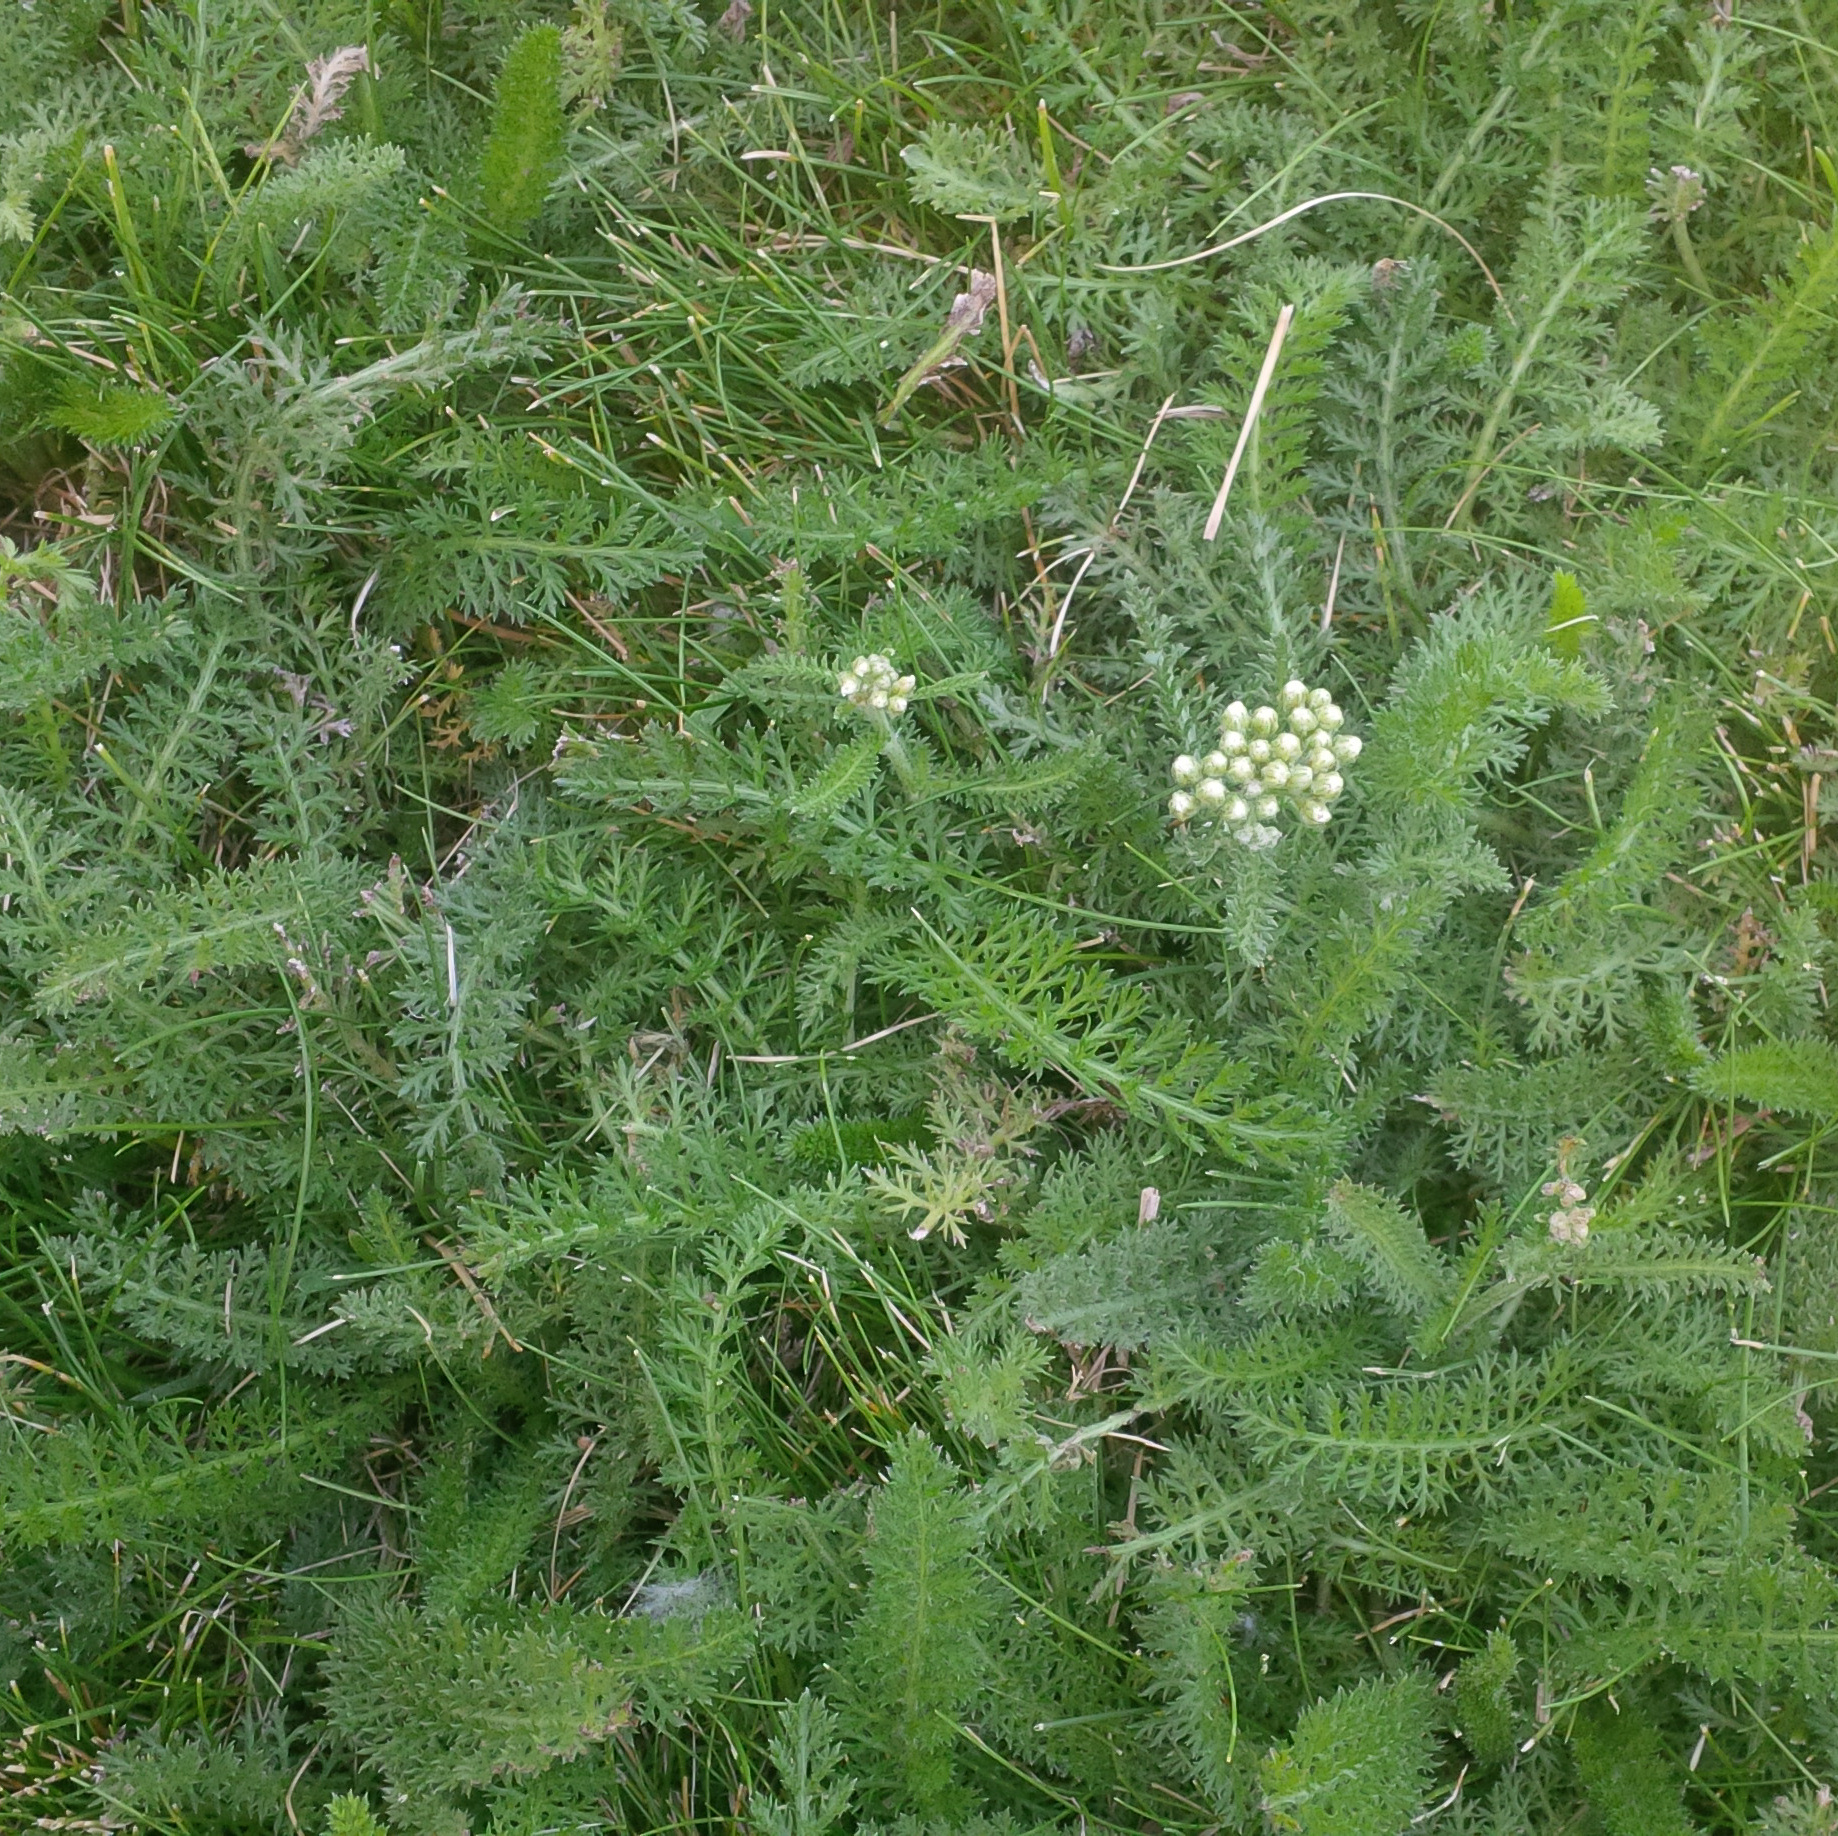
[839,652,914,716]
[1168,681,1361,848]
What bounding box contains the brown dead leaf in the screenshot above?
[246,46,373,166]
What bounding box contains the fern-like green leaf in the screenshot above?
[1691,1039,1838,1117]
[477,26,566,240]
[1323,1180,1452,1318]
[1259,1673,1437,1836]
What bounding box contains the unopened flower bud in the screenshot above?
[1274,731,1301,759]
[1301,799,1331,825]
[1225,796,1249,823]
[1318,704,1344,732]
[1172,754,1200,785]
[1308,687,1332,711]
[1229,756,1256,783]
[1281,679,1308,707]
[1248,738,1272,764]
[1223,701,1248,730]
[1254,795,1280,820]
[1309,747,1337,775]
[1203,750,1230,775]
[1263,760,1289,788]
[1319,772,1344,799]
[1169,790,1195,820]
[1289,765,1313,792]
[841,652,910,712]
[1647,163,1705,225]
[1333,734,1361,762]
[1251,705,1278,736]
[1198,777,1228,804]
[1289,707,1317,735]
[1220,729,1246,754]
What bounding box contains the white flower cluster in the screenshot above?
[1168,680,1362,848]
[838,653,914,716]
[1543,1177,1595,1246]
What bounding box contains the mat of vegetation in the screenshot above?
[5,0,1838,1830]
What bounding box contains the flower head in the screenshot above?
[1543,1169,1595,1244]
[1168,678,1361,846]
[1647,163,1706,224]
[840,653,915,717]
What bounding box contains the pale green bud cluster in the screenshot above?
[839,653,915,716]
[1168,680,1361,847]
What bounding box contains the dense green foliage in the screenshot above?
[3,0,1838,1829]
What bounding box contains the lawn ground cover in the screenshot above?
[5,0,1838,1830]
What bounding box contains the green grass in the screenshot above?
[3,1,1838,1832]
